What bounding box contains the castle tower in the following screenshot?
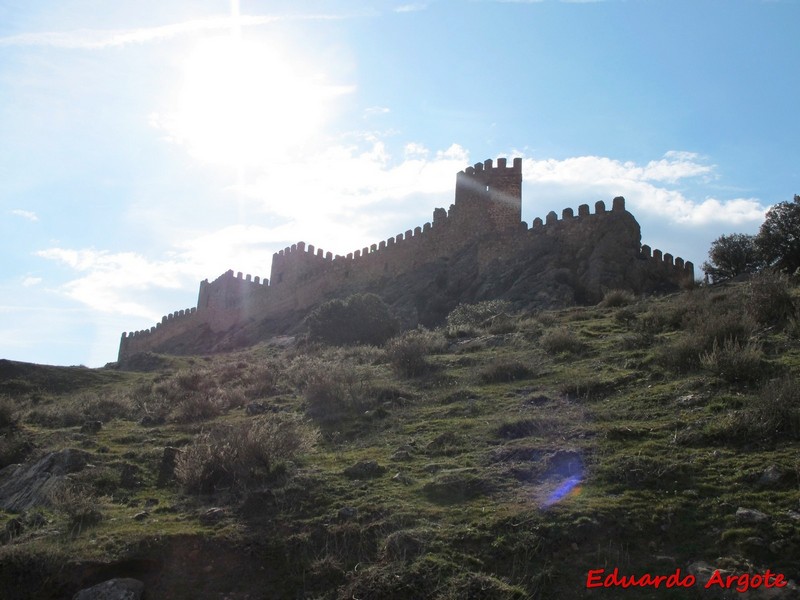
[453,158,522,233]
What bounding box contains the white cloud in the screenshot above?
[364,106,391,118]
[11,209,39,222]
[36,248,197,319]
[394,4,428,12]
[21,277,42,287]
[520,152,767,226]
[0,14,342,49]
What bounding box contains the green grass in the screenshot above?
[1,284,799,599]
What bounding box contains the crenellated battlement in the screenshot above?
[528,198,626,230]
[118,157,695,361]
[459,157,523,178]
[639,245,695,279]
[120,306,198,341]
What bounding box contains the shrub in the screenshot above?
[700,377,800,444]
[746,272,796,326]
[0,396,17,429]
[689,309,756,348]
[288,356,375,422]
[49,483,103,535]
[614,308,638,327]
[385,328,447,377]
[172,393,223,423]
[242,360,283,399]
[175,413,318,493]
[700,338,766,384]
[655,335,705,373]
[599,289,636,308]
[479,359,536,383]
[382,529,429,562]
[307,293,398,346]
[539,327,585,355]
[0,434,32,469]
[750,377,800,439]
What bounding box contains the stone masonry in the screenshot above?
[118,158,693,360]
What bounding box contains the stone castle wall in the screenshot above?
[118,158,693,360]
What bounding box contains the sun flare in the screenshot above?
[166,36,342,168]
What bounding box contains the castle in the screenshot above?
[118,158,693,360]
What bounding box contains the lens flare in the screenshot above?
[543,476,582,507]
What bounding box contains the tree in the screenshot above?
[702,233,763,282]
[756,194,800,274]
[307,293,398,346]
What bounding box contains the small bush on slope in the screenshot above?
[175,413,319,493]
[307,293,398,346]
[385,328,447,377]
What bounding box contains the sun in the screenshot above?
[165,36,340,168]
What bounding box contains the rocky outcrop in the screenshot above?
[0,449,89,512]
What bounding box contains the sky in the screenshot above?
[1,0,798,367]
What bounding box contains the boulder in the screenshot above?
[156,446,181,487]
[72,578,144,600]
[0,449,89,512]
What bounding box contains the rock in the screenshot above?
[200,507,226,523]
[4,517,24,540]
[0,449,89,512]
[72,577,144,600]
[119,464,141,489]
[132,511,148,521]
[245,401,269,415]
[80,421,102,434]
[392,472,415,485]
[343,460,386,480]
[337,506,358,521]
[736,507,769,523]
[156,447,181,487]
[758,465,785,487]
[676,394,702,407]
[138,415,165,427]
[391,450,412,461]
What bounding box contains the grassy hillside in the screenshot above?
[1,278,799,599]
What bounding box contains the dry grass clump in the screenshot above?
[287,355,376,422]
[175,413,318,493]
[539,327,585,355]
[599,289,636,308]
[49,482,104,535]
[385,328,448,377]
[746,271,797,326]
[687,376,800,447]
[700,338,766,384]
[478,359,538,383]
[653,287,761,374]
[0,395,17,429]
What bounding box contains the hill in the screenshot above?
[1,279,799,599]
